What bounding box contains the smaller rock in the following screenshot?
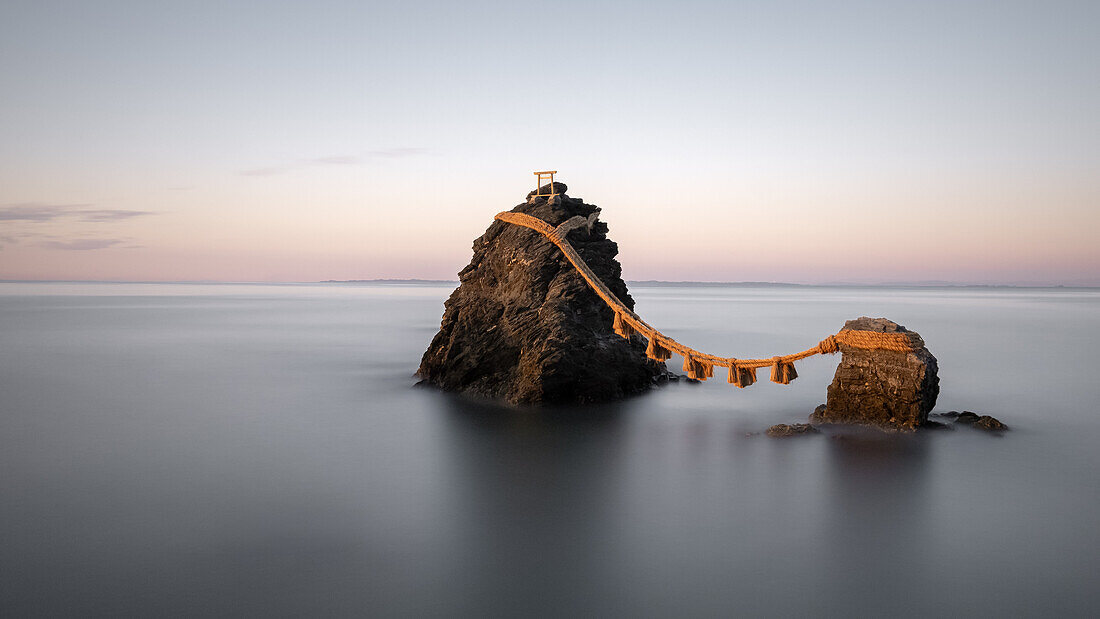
[766,423,820,438]
[932,411,961,419]
[822,317,939,431]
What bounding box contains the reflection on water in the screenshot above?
[1,283,1098,617]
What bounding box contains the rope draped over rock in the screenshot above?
[494,210,916,387]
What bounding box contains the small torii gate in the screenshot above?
[533,170,558,198]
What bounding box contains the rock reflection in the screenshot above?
[816,429,934,612]
[434,394,630,616]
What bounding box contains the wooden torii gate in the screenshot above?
[533,170,558,198]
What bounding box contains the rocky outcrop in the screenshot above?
[810,317,939,432]
[417,183,670,404]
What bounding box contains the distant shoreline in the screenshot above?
[1,279,1097,289]
[320,279,1099,289]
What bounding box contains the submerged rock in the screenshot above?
[915,410,1011,432]
[944,411,1009,431]
[417,183,670,404]
[810,317,939,432]
[974,415,1008,431]
[766,423,819,438]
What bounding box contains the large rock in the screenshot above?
[811,317,939,432]
[417,184,669,404]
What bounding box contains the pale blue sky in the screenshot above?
[2,0,1098,283]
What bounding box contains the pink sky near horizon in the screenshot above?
[2,1,1098,285]
[3,166,1096,285]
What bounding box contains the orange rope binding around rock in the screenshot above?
[494,210,916,387]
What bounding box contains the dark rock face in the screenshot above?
[417,184,669,404]
[810,317,939,432]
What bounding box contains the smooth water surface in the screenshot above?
[2,282,1098,617]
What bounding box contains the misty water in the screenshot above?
[2,282,1098,617]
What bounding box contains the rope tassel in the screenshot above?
[728,363,756,388]
[682,354,710,381]
[645,337,672,361]
[770,357,798,385]
[682,354,698,380]
[612,312,635,339]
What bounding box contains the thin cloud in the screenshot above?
[240,148,428,177]
[0,203,155,222]
[78,209,155,222]
[37,239,125,251]
[240,165,295,177]
[368,147,429,158]
[311,155,361,165]
[2,204,153,252]
[0,203,91,222]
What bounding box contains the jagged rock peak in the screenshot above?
[417,185,670,404]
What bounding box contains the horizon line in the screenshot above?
[2,278,1099,289]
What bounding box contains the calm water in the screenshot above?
[2,282,1098,617]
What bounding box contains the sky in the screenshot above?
[1,0,1098,284]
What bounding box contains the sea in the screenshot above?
[2,281,1098,617]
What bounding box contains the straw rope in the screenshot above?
[494,210,916,386]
